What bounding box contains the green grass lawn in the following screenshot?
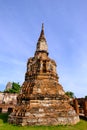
[0,113,87,130]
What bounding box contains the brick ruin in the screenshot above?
[75,98,87,117]
[8,24,79,126]
[0,93,17,113]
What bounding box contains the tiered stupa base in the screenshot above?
[8,94,79,126]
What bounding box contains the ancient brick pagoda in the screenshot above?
[8,24,79,126]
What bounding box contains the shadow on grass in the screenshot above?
[80,115,87,121]
[0,113,9,123]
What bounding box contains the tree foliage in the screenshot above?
[85,95,87,99]
[4,82,21,93]
[65,91,75,98]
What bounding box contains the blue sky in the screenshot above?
[0,0,87,97]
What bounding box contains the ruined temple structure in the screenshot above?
[8,24,79,126]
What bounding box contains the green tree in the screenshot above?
[4,82,21,93]
[85,95,87,99]
[65,91,75,98]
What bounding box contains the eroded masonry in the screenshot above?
[8,24,79,126]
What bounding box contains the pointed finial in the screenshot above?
[42,23,44,30]
[38,23,45,40]
[41,23,44,35]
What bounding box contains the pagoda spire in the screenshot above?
[35,24,48,53]
[38,23,46,41]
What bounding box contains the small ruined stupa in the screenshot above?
[8,24,79,126]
